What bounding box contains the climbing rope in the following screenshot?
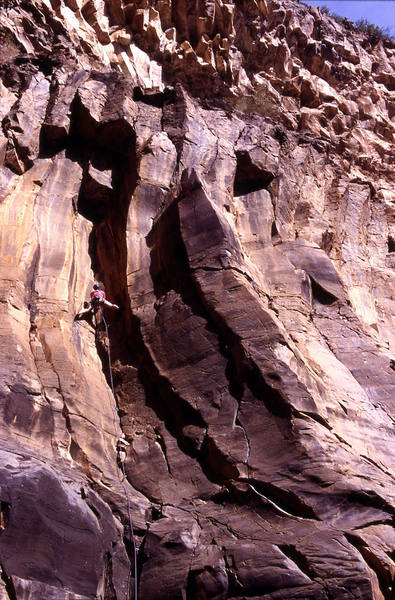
[102,313,138,600]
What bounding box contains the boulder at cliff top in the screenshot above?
[0,1,394,599]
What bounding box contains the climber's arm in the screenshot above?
[103,299,120,310]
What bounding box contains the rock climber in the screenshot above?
[76,283,119,320]
[116,433,130,466]
[90,283,120,310]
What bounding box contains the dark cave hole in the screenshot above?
[133,86,176,108]
[310,277,338,305]
[211,488,234,505]
[133,86,163,107]
[95,120,135,153]
[39,93,97,162]
[39,123,68,158]
[77,175,114,223]
[67,95,98,158]
[40,93,135,164]
[233,151,275,197]
[150,506,163,521]
[388,236,395,253]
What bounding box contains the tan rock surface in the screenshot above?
[0,1,394,599]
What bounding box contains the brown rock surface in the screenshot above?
[0,1,394,599]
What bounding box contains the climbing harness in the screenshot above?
[102,313,138,600]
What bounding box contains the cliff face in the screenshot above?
[0,1,394,599]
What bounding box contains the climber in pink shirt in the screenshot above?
[90,285,106,303]
[76,283,119,319]
[90,283,119,308]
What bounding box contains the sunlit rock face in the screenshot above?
[0,1,394,599]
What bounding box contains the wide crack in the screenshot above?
[345,532,393,600]
[0,564,17,600]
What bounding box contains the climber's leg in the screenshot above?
[75,302,93,320]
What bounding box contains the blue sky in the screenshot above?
[304,1,395,37]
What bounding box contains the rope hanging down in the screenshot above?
[103,314,138,600]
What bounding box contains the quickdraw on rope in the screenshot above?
[103,314,138,600]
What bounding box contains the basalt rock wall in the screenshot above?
[0,1,394,599]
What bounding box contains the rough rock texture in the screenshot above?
[0,1,394,599]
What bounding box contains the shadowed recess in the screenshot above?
[310,276,338,305]
[345,533,393,600]
[0,565,17,600]
[238,479,319,520]
[233,150,275,196]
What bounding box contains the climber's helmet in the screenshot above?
[93,283,100,290]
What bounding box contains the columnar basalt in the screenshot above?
[0,1,394,599]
